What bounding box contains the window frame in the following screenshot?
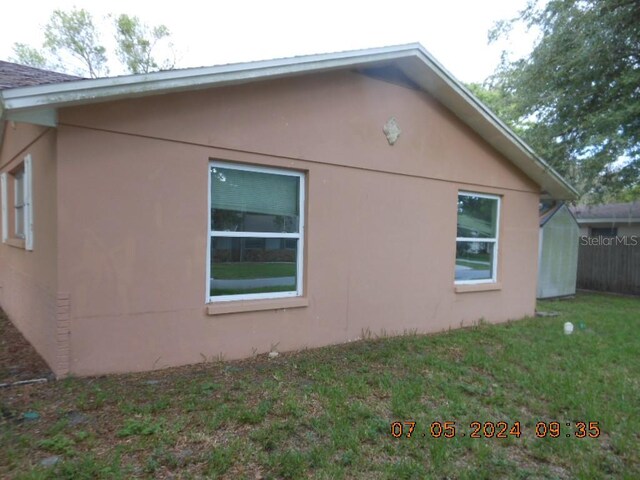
[206,160,305,303]
[455,191,501,285]
[1,154,33,250]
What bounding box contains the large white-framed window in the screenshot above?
[455,191,500,284]
[1,154,33,250]
[207,160,305,302]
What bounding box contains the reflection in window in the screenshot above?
[209,162,304,301]
[210,237,297,297]
[455,193,500,283]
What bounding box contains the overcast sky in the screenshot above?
[2,0,537,83]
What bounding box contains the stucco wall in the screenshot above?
[57,70,540,376]
[0,122,59,373]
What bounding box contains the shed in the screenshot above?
[537,203,579,299]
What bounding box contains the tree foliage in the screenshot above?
[485,0,640,203]
[11,44,49,70]
[43,8,108,78]
[114,14,174,74]
[10,8,174,78]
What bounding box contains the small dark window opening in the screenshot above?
[590,227,617,238]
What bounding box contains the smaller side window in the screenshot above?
[455,192,500,284]
[1,155,33,250]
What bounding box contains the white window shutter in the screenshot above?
[1,172,7,243]
[24,155,33,251]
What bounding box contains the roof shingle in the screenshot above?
[571,202,640,221]
[0,60,82,90]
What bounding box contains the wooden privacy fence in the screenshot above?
[577,240,640,295]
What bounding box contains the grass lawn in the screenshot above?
[212,263,296,280]
[456,260,490,270]
[1,292,639,478]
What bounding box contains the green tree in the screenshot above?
[10,8,174,78]
[11,44,49,70]
[114,14,174,74]
[44,8,108,78]
[487,0,640,203]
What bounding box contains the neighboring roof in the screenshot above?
[0,61,82,90]
[571,202,640,224]
[539,202,577,227]
[0,44,578,199]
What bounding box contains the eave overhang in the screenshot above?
[0,43,578,200]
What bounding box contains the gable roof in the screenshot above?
[0,60,82,90]
[539,202,577,227]
[0,43,577,200]
[571,202,640,224]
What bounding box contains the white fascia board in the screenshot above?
[0,44,421,112]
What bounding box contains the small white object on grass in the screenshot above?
[268,351,279,359]
[564,322,574,335]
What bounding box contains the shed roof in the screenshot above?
[0,44,577,199]
[539,202,577,227]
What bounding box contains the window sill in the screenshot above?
[455,282,502,293]
[4,238,26,249]
[206,296,309,316]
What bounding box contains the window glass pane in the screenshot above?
[210,237,297,296]
[14,171,24,207]
[15,206,25,238]
[455,241,494,281]
[211,166,299,233]
[457,195,498,238]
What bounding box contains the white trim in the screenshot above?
[212,160,307,178]
[206,163,212,302]
[0,172,7,243]
[456,237,497,243]
[212,290,300,302]
[0,45,418,111]
[298,172,305,299]
[207,160,305,303]
[211,231,300,238]
[24,155,33,251]
[458,191,499,200]
[455,192,501,285]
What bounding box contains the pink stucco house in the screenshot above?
[0,44,577,377]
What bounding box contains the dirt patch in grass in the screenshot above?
[0,309,52,385]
